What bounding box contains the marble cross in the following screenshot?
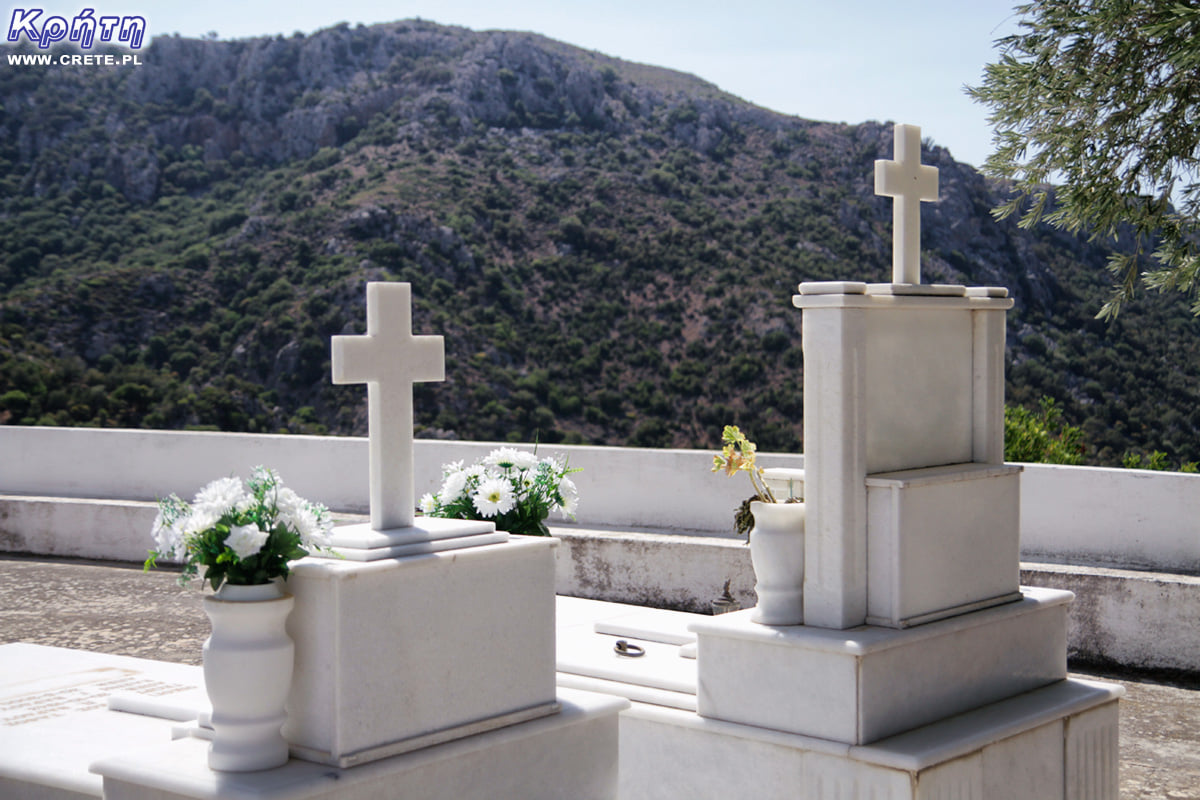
[332,282,443,531]
[874,123,939,285]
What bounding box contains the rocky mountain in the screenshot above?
[1,19,1198,466]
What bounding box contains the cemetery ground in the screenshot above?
[1,553,1196,800]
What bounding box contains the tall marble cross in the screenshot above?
[332,282,443,531]
[874,123,939,285]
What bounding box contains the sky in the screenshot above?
[5,1,1024,168]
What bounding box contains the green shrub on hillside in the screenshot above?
[1005,397,1085,465]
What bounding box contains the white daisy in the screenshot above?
[556,476,579,516]
[511,451,539,470]
[484,447,521,468]
[473,477,516,516]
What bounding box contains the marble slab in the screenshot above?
[93,688,627,800]
[322,518,505,561]
[866,283,968,296]
[0,644,204,799]
[797,281,868,295]
[557,627,696,696]
[691,587,1071,745]
[593,608,700,646]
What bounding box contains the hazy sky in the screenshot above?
[5,1,1023,168]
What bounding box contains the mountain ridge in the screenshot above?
[1,19,1197,466]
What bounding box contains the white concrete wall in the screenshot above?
[1019,463,1200,573]
[3,427,1199,572]
[0,426,801,535]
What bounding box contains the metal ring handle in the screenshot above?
[614,639,645,657]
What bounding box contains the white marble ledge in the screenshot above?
[850,677,1124,772]
[593,607,701,645]
[865,462,1022,488]
[323,517,497,548]
[866,283,968,297]
[620,676,1121,774]
[557,673,697,712]
[288,534,556,580]
[796,280,868,295]
[792,290,1013,311]
[91,688,628,800]
[621,701,854,758]
[689,586,1074,654]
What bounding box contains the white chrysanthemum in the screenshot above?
[226,523,269,559]
[182,506,221,537]
[484,447,520,468]
[555,476,579,516]
[441,460,463,476]
[273,486,331,549]
[419,493,438,514]
[301,504,333,549]
[151,509,185,559]
[513,451,539,469]
[274,486,304,523]
[473,477,516,516]
[464,463,487,479]
[193,477,247,516]
[440,470,468,501]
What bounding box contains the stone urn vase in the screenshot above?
[202,581,295,772]
[748,501,805,625]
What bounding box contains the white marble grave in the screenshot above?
[83,281,626,798]
[551,123,1122,800]
[553,597,1121,800]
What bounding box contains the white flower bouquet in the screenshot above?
[422,447,580,537]
[144,466,333,590]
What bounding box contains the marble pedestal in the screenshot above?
[284,536,560,767]
[692,588,1068,744]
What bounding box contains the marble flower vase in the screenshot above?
[202,582,295,772]
[748,500,805,625]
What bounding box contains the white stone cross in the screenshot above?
[332,282,443,531]
[874,123,939,285]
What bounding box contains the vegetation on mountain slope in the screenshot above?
[1,20,1198,466]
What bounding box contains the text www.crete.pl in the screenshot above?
[7,52,143,66]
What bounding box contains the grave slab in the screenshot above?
[284,536,560,767]
[0,644,204,800]
[93,688,627,800]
